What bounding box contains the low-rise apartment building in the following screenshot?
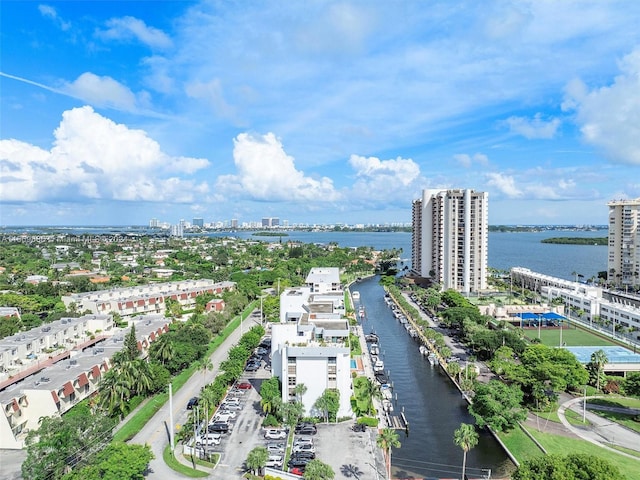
[61,279,235,318]
[271,267,352,419]
[0,314,169,449]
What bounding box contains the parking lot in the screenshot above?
[187,331,385,479]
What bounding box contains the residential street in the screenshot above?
[128,314,262,479]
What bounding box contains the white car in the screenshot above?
[265,455,283,468]
[293,442,316,453]
[266,443,285,454]
[196,433,221,445]
[264,429,287,440]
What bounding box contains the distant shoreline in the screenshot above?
[541,237,608,245]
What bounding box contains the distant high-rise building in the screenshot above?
[607,198,640,288]
[170,222,184,237]
[261,217,280,228]
[231,218,238,229]
[149,218,159,228]
[412,189,488,294]
[192,217,204,228]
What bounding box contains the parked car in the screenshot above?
[266,443,285,454]
[290,450,316,460]
[264,429,287,440]
[294,425,317,435]
[186,397,199,410]
[214,413,235,423]
[195,433,221,445]
[220,402,242,411]
[288,456,312,468]
[245,362,260,372]
[265,455,283,468]
[292,443,316,454]
[236,382,252,390]
[208,421,229,433]
[293,436,314,446]
[256,347,268,356]
[290,467,305,476]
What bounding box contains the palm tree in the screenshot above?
[454,423,479,480]
[356,377,381,415]
[293,382,307,404]
[376,427,401,479]
[591,349,608,392]
[152,335,174,366]
[447,361,461,384]
[198,357,213,388]
[245,446,268,475]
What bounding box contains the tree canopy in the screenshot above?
[512,453,625,480]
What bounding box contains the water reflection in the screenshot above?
[355,276,515,479]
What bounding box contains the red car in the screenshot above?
[290,467,305,476]
[237,382,252,390]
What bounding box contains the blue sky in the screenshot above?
[1,1,640,226]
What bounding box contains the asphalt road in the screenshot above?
[129,313,263,479]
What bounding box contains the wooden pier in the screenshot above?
[385,411,409,432]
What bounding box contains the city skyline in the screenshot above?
[2,1,640,226]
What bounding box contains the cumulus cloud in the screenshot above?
[216,132,340,202]
[485,172,522,198]
[453,153,489,168]
[38,4,71,31]
[348,154,426,205]
[0,106,209,203]
[97,16,172,49]
[563,48,640,165]
[60,72,143,112]
[505,113,561,139]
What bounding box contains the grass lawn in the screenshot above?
[498,427,545,464]
[529,429,640,480]
[589,396,640,409]
[163,444,208,478]
[526,325,616,347]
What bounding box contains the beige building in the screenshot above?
[608,198,640,289]
[412,189,488,294]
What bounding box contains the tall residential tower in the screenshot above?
[608,198,640,288]
[412,189,488,294]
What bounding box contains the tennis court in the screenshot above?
[564,346,640,365]
[533,327,616,347]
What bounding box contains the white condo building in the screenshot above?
[412,189,488,294]
[608,198,640,289]
[270,267,352,419]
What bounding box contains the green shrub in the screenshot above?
[357,416,378,427]
[263,414,279,427]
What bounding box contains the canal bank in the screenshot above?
[354,276,515,479]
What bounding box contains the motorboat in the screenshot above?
[428,353,438,366]
[365,333,379,343]
[382,399,394,412]
[369,343,379,355]
[373,359,385,372]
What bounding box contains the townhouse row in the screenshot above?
[0,314,169,449]
[61,279,235,318]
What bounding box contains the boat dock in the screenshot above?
[385,410,409,432]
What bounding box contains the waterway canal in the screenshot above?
[356,276,515,479]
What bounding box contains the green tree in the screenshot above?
[62,442,153,480]
[588,349,608,392]
[313,389,340,422]
[376,428,401,480]
[512,453,624,480]
[123,324,138,361]
[22,406,115,480]
[623,371,640,396]
[453,423,479,480]
[469,380,527,432]
[303,459,335,480]
[293,382,308,403]
[245,446,269,475]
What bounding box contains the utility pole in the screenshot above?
[169,383,175,451]
[583,386,587,423]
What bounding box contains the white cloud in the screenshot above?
[38,4,71,31]
[216,132,340,202]
[97,16,172,49]
[60,72,139,111]
[453,153,489,168]
[505,113,561,139]
[0,106,209,203]
[564,48,640,165]
[485,172,522,198]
